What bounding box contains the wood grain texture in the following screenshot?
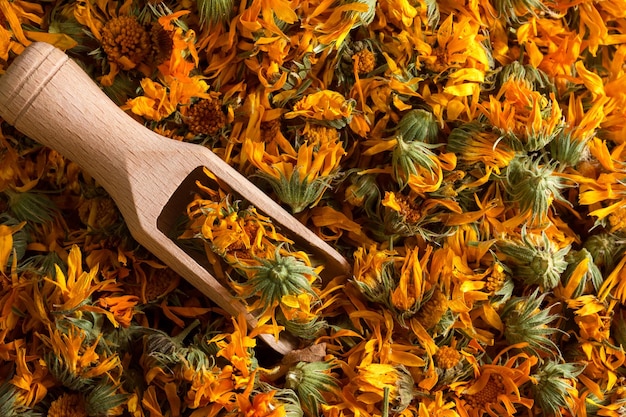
[0,42,352,354]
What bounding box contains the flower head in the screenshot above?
[497,228,570,290]
[501,289,561,355]
[101,16,150,70]
[505,155,570,224]
[284,90,355,128]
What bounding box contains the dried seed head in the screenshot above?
[101,16,151,70]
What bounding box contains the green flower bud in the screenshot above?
[498,227,570,290]
[395,109,439,144]
[501,289,561,355]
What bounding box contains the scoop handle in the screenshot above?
[0,42,175,194]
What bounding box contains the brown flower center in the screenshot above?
[150,22,173,65]
[260,119,282,143]
[392,194,422,224]
[187,98,227,136]
[464,374,506,412]
[101,16,151,69]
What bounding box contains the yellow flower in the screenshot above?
[284,90,355,124]
[451,348,537,417]
[236,390,287,417]
[447,122,516,172]
[213,314,257,388]
[243,124,346,212]
[425,14,491,74]
[123,76,210,121]
[45,245,104,312]
[96,295,139,328]
[184,194,289,261]
[38,325,121,390]
[350,363,414,412]
[9,346,50,408]
[353,244,400,299]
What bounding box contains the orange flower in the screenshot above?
[97,295,139,328]
[284,90,355,123]
[451,347,537,417]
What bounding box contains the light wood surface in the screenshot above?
[0,42,351,354]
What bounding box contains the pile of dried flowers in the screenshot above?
[2,0,626,416]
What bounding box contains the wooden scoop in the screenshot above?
[0,42,351,354]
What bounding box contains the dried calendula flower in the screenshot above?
[549,129,590,168]
[352,48,376,74]
[344,171,380,210]
[0,382,40,417]
[244,125,345,213]
[187,97,228,136]
[505,155,570,223]
[392,134,441,189]
[414,287,448,330]
[284,90,355,128]
[241,245,320,317]
[447,121,516,170]
[560,248,604,299]
[285,361,338,416]
[501,289,561,355]
[101,16,151,70]
[395,109,440,144]
[352,244,399,305]
[582,232,626,272]
[497,227,570,290]
[351,363,415,414]
[530,360,584,416]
